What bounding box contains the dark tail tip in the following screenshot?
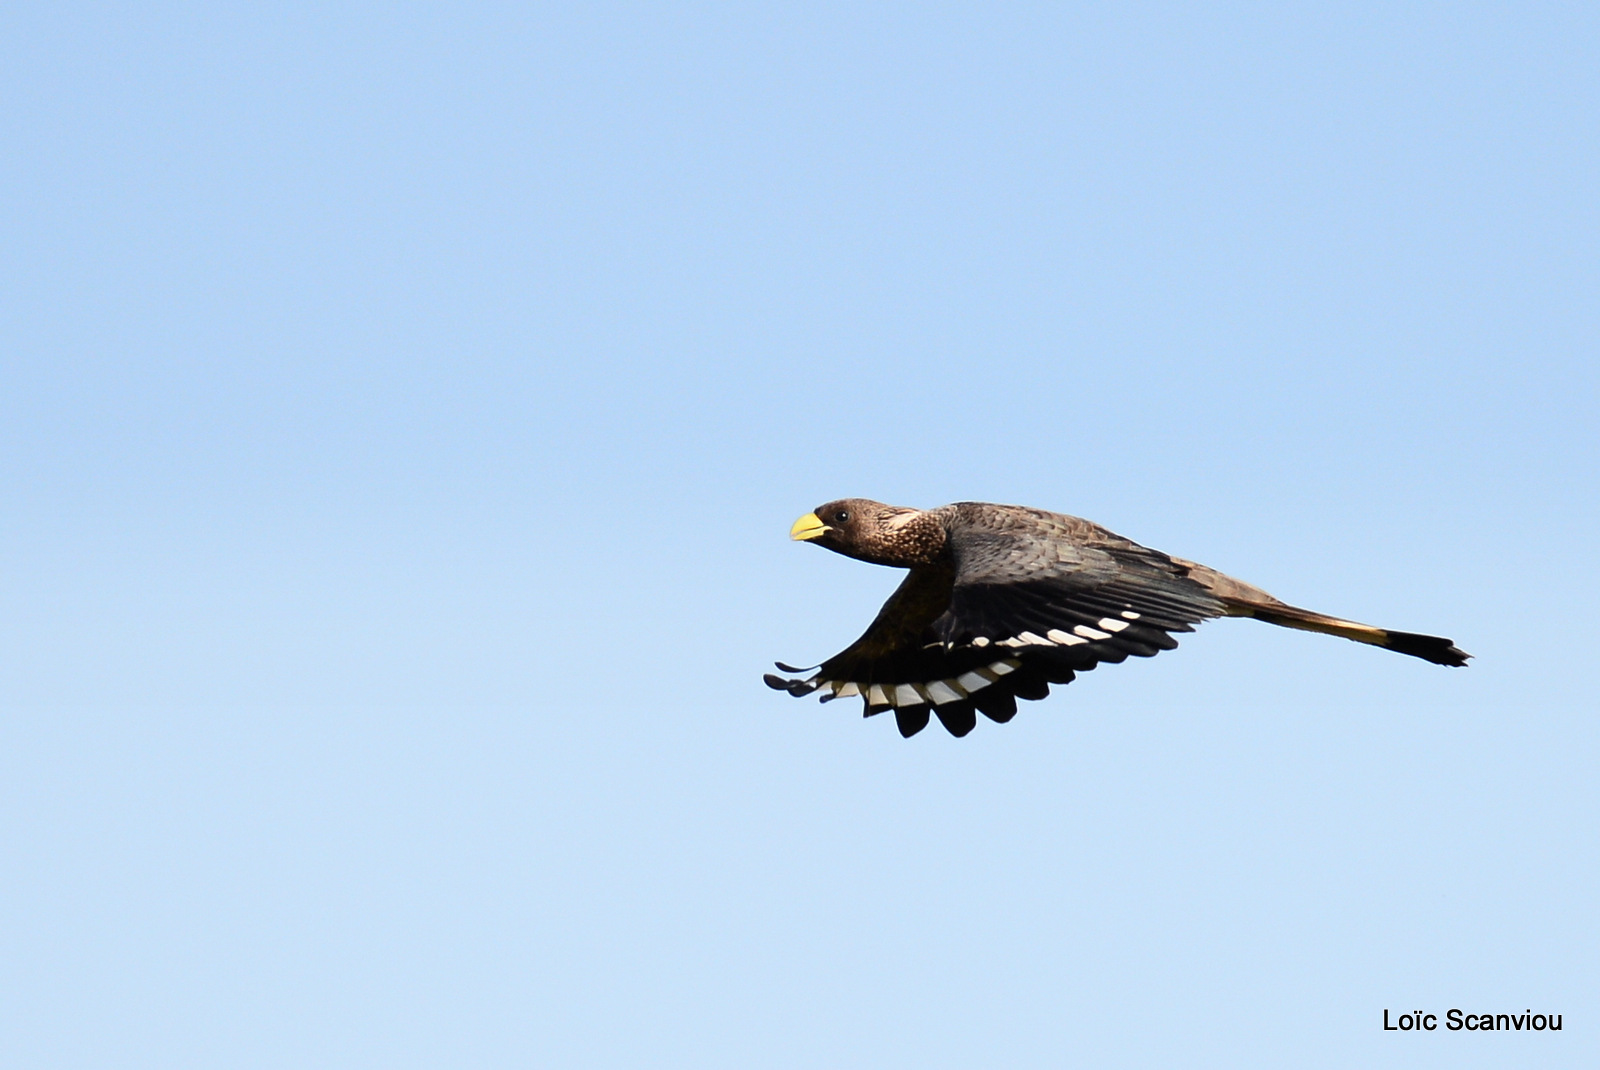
[1383,630,1472,667]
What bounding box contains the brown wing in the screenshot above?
[931,502,1224,655]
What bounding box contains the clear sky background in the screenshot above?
[3,3,1596,1067]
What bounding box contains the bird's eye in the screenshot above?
[835,510,850,522]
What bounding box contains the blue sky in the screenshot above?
[2,2,1596,1066]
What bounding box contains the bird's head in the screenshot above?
[789,499,947,567]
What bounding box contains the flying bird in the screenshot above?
[766,499,1469,737]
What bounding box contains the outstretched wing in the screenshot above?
[766,565,1016,739]
[765,506,1225,737]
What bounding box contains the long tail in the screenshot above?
[1228,600,1471,667]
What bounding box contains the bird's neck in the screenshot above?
[866,510,948,568]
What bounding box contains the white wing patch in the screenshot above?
[988,621,1137,647]
[827,678,984,705]
[956,669,995,692]
[772,656,1024,715]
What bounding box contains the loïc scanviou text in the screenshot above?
[1384,1009,1562,1032]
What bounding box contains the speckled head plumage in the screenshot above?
[790,499,948,568]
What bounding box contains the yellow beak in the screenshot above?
[789,512,830,541]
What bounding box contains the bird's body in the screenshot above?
[767,499,1469,737]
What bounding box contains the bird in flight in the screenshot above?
[767,499,1469,737]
